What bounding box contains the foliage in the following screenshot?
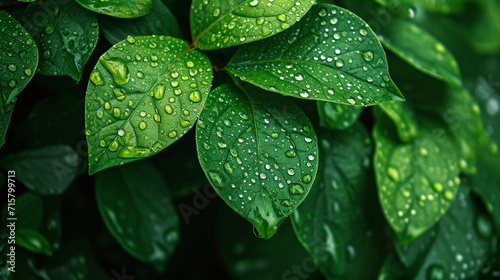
[0,0,499,279]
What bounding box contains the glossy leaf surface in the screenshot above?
[75,0,153,18]
[317,101,363,130]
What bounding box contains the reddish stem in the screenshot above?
[213,65,225,73]
[0,1,30,8]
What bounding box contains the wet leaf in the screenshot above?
[227,4,404,105]
[196,84,319,239]
[379,101,418,142]
[190,0,315,50]
[75,0,153,18]
[292,123,385,279]
[0,11,38,106]
[316,101,363,130]
[16,228,53,255]
[20,0,98,82]
[95,160,179,269]
[99,0,182,45]
[373,112,460,243]
[379,19,461,87]
[85,35,213,174]
[0,145,80,195]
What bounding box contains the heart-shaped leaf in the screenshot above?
[317,101,363,130]
[0,11,38,106]
[196,84,319,239]
[227,4,404,105]
[373,112,460,243]
[19,0,98,82]
[379,19,461,87]
[379,101,418,142]
[75,0,153,18]
[95,160,179,269]
[85,35,213,174]
[190,0,315,50]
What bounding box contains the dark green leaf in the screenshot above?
[227,4,404,105]
[379,101,418,142]
[85,35,213,174]
[190,0,315,50]
[2,192,43,230]
[16,228,53,255]
[374,112,460,243]
[379,19,461,87]
[292,123,386,279]
[316,101,363,130]
[95,160,179,269]
[44,242,88,280]
[20,0,98,82]
[0,11,38,106]
[196,84,319,239]
[0,104,14,150]
[99,0,182,45]
[75,0,153,18]
[0,145,80,195]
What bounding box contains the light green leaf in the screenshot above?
[16,228,53,255]
[99,0,182,45]
[379,101,418,142]
[20,0,98,82]
[85,35,213,174]
[196,84,319,239]
[0,145,80,195]
[190,0,315,50]
[379,20,461,87]
[292,123,385,279]
[374,112,460,243]
[317,101,363,130]
[417,0,467,14]
[95,160,179,269]
[0,11,38,106]
[227,4,404,105]
[75,0,153,18]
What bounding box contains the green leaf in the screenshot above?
[0,11,38,106]
[379,19,461,87]
[2,192,43,230]
[379,101,418,142]
[417,0,466,14]
[95,160,179,269]
[16,228,53,255]
[394,184,494,279]
[196,84,319,239]
[0,145,80,195]
[0,104,14,150]
[190,0,315,50]
[292,123,386,279]
[317,101,363,130]
[43,242,89,280]
[99,0,182,45]
[85,35,213,174]
[20,0,98,82]
[75,0,153,18]
[227,4,404,105]
[373,112,460,243]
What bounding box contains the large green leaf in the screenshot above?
[85,35,213,174]
[0,145,79,195]
[379,101,418,142]
[0,11,38,106]
[95,160,179,269]
[190,0,315,50]
[379,19,461,87]
[292,123,386,279]
[373,112,460,243]
[75,0,153,18]
[316,101,363,130]
[227,4,404,105]
[196,84,319,239]
[99,0,182,45]
[20,0,98,82]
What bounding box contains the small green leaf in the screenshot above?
[379,101,418,142]
[292,123,385,279]
[0,11,38,106]
[0,145,80,195]
[317,101,363,130]
[374,112,460,243]
[190,0,315,50]
[99,0,182,45]
[196,84,319,239]
[85,35,213,174]
[75,0,153,18]
[20,0,98,82]
[95,160,179,269]
[227,4,404,105]
[16,228,53,255]
[379,20,461,87]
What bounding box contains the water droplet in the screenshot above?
[347,97,356,105]
[318,8,327,17]
[287,168,295,176]
[43,50,51,59]
[44,24,54,34]
[224,162,234,175]
[154,84,166,100]
[224,119,232,127]
[113,108,121,118]
[285,150,296,157]
[335,59,344,68]
[278,14,286,22]
[426,264,445,280]
[432,182,443,192]
[444,190,454,201]
[168,131,177,138]
[362,51,374,62]
[139,121,147,130]
[180,119,190,127]
[281,200,291,207]
[249,0,258,6]
[96,110,104,119]
[271,133,279,139]
[108,141,119,152]
[213,8,220,17]
[359,29,367,36]
[189,91,201,103]
[126,36,135,44]
[475,213,493,238]
[165,105,173,114]
[8,64,17,72]
[295,73,304,81]
[154,113,161,122]
[387,167,400,182]
[24,68,32,76]
[203,142,210,150]
[302,174,312,183]
[100,57,130,85]
[209,171,224,188]
[113,88,126,101]
[262,26,271,35]
[99,140,106,147]
[290,183,304,195]
[90,70,104,86]
[8,80,16,89]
